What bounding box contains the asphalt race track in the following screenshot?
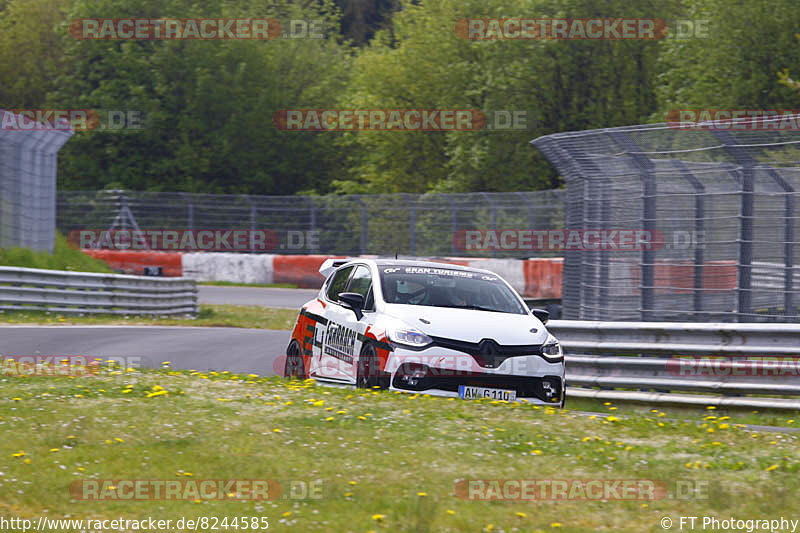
[197,286,318,308]
[0,326,291,376]
[0,287,311,376]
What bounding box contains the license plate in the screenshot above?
[458,385,516,402]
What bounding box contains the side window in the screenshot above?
[346,265,372,298]
[326,266,354,302]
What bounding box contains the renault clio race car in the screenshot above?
[284,259,565,406]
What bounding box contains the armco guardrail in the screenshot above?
[548,320,800,410]
[0,266,197,315]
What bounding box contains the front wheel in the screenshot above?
[284,340,305,379]
[356,343,380,389]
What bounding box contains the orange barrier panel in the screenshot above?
[273,255,346,288]
[82,250,183,277]
[523,258,564,299]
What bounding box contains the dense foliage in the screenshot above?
[1,0,798,194]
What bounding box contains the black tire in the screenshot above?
[356,343,380,389]
[284,340,305,379]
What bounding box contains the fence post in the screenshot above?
[670,160,707,318]
[608,131,656,321]
[305,196,318,254]
[408,194,416,256]
[353,196,367,255]
[450,196,458,256]
[480,192,498,258]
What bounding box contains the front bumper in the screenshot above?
[384,346,565,405]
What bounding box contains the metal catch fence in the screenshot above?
[533,115,800,322]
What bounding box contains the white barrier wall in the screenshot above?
[182,253,275,284]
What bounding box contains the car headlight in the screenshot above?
[387,326,433,349]
[541,333,563,362]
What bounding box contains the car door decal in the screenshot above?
[323,322,356,365]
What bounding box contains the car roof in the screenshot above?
[364,258,495,275]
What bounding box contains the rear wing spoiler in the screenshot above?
[318,258,355,279]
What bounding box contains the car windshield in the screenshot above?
[378,265,528,315]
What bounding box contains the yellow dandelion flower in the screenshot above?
[24,459,31,464]
[345,492,352,497]
[551,522,563,528]
[766,464,779,472]
[446,510,455,515]
[515,512,527,518]
[50,448,59,452]
[371,514,385,521]
[273,428,282,433]
[532,449,542,455]
[719,423,729,429]
[336,410,346,414]
[325,416,334,421]
[12,451,25,457]
[706,405,716,410]
[282,511,292,518]
[114,437,124,443]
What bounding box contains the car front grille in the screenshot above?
[392,364,563,403]
[428,336,545,368]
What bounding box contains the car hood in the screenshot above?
[381,304,549,345]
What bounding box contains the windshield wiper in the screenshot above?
[434,304,503,313]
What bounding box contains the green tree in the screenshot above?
[334,0,683,194]
[51,0,353,194]
[657,0,800,112]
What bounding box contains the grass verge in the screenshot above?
[0,233,111,273]
[0,305,297,330]
[1,365,798,532]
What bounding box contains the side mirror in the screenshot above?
[531,308,549,325]
[338,292,365,320]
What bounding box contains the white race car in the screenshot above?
[284,259,565,406]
